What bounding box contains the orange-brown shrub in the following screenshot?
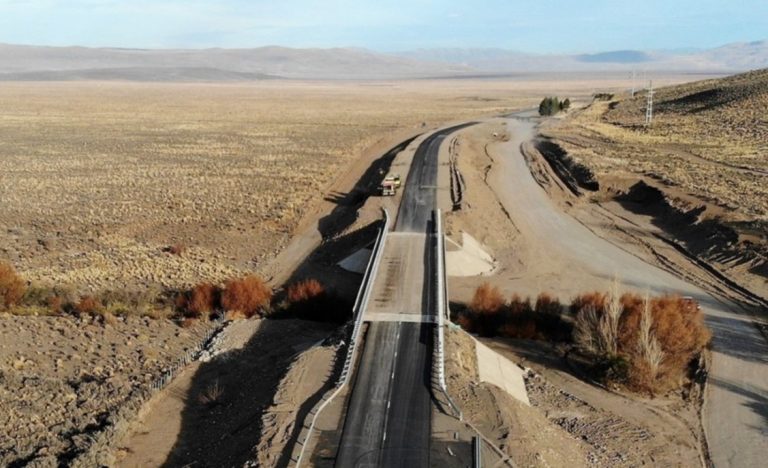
[570,291,606,315]
[460,288,571,341]
[285,279,351,322]
[187,282,220,318]
[75,295,102,315]
[0,262,26,309]
[535,292,562,315]
[47,295,64,315]
[470,283,505,314]
[221,275,272,318]
[287,279,325,303]
[577,292,711,393]
[466,283,505,336]
[168,244,186,256]
[181,317,199,328]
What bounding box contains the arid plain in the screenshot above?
[0,74,734,465]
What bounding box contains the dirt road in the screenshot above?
[490,117,768,467]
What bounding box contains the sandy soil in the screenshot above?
[115,319,336,468]
[445,328,591,467]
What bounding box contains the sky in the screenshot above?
[0,0,766,53]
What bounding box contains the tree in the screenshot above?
[538,96,570,116]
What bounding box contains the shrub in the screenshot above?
[167,244,186,256]
[188,282,220,319]
[47,295,65,315]
[75,295,102,315]
[575,289,710,394]
[180,317,198,328]
[285,279,351,322]
[0,262,26,309]
[538,96,571,116]
[570,291,606,315]
[466,283,505,337]
[221,275,272,318]
[287,279,324,304]
[500,294,536,339]
[533,293,571,341]
[199,380,223,407]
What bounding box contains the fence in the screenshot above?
[70,315,228,467]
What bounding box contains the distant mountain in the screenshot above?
[0,44,471,80]
[398,41,768,73]
[0,41,765,81]
[577,50,652,63]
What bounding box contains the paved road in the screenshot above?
[495,117,768,468]
[335,125,471,467]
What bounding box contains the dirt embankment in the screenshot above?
[534,139,600,194]
[525,135,768,303]
[445,328,590,467]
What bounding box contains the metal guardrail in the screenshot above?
[291,208,391,468]
[473,436,482,468]
[434,209,463,419]
[434,209,515,468]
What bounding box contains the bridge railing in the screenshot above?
[289,208,390,468]
[434,208,463,419]
[434,209,516,468]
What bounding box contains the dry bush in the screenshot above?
[570,291,607,315]
[74,295,102,316]
[576,289,710,393]
[284,279,351,322]
[502,293,571,341]
[198,380,224,407]
[100,311,119,327]
[287,279,324,304]
[465,283,505,337]
[188,282,220,319]
[221,275,272,318]
[533,293,572,341]
[500,294,537,340]
[535,293,562,315]
[166,244,186,256]
[180,317,199,328]
[47,295,65,315]
[470,283,505,313]
[461,288,570,341]
[224,309,247,321]
[0,262,26,309]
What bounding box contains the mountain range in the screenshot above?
[0,41,765,81]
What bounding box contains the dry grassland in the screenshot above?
[0,80,541,293]
[543,70,768,220]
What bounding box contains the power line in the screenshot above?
[645,80,654,126]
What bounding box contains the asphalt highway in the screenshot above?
[335,124,472,467]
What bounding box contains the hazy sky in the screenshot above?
[0,0,766,52]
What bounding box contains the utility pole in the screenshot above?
[645,80,654,126]
[630,70,637,97]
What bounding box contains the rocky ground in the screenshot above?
[0,313,209,466]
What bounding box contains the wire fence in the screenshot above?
[70,315,228,467]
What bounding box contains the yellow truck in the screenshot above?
[384,173,401,188]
